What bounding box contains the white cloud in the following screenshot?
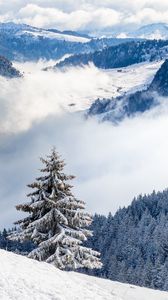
[0,61,118,133]
[0,0,168,32]
[125,8,168,26]
[0,60,160,134]
[16,4,121,31]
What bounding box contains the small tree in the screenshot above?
[11,148,102,270]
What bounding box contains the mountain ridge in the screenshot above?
[0,22,139,61]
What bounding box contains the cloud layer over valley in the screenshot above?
[0,60,161,134]
[1,61,168,228]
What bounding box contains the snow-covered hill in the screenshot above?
[92,23,168,40]
[0,22,90,43]
[0,22,136,61]
[0,250,167,300]
[129,23,168,40]
[0,22,91,61]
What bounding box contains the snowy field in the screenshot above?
[0,250,168,300]
[101,60,163,99]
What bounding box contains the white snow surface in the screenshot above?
[100,60,163,99]
[0,250,168,300]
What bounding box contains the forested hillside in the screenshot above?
[56,40,168,69]
[0,56,21,78]
[85,189,168,291]
[0,22,137,61]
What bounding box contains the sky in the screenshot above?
[0,0,168,33]
[1,61,168,229]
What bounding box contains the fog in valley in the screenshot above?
[0,61,168,228]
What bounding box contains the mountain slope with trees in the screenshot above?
[0,22,137,61]
[84,189,168,291]
[0,56,21,78]
[56,40,168,69]
[88,59,168,122]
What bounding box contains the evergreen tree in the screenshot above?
[10,148,102,270]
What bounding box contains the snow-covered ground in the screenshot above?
[101,60,163,99]
[0,250,168,300]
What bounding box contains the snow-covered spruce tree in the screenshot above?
[11,149,102,270]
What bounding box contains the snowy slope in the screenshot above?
[0,22,90,43]
[0,250,168,300]
[18,29,90,43]
[100,60,163,99]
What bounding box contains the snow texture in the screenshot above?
[0,250,168,300]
